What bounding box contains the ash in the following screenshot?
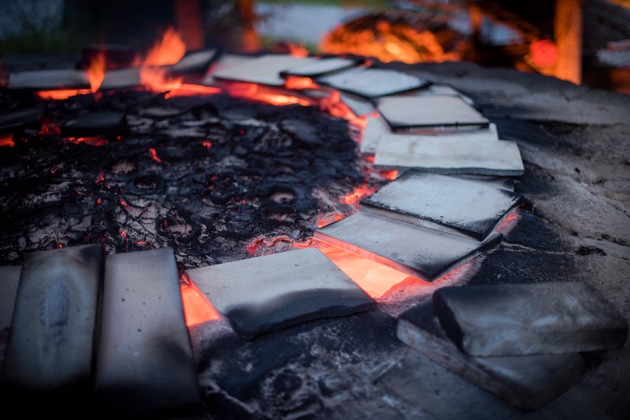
[0,89,382,268]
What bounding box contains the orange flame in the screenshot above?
[180,274,222,327]
[87,50,106,92]
[140,66,183,93]
[287,43,309,58]
[224,82,312,107]
[0,135,15,147]
[140,26,187,67]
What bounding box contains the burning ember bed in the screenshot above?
[1,27,629,420]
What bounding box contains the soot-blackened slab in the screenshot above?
[314,211,503,281]
[374,136,524,176]
[361,172,522,240]
[280,57,361,78]
[316,67,431,98]
[397,302,585,411]
[8,69,91,90]
[1,244,104,414]
[95,248,201,419]
[376,95,489,130]
[433,282,629,357]
[0,107,44,134]
[186,247,376,340]
[0,265,21,368]
[61,111,126,137]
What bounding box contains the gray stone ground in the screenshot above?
[187,61,630,420]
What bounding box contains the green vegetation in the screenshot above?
[0,3,88,54]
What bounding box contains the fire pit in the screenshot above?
[1,25,629,420]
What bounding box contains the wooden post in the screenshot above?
[554,0,583,84]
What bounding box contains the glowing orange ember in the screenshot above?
[36,89,92,100]
[287,43,310,58]
[163,84,222,99]
[180,274,222,327]
[313,241,411,298]
[148,148,162,163]
[65,137,108,146]
[340,184,378,206]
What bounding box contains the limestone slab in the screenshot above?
[316,67,431,98]
[95,248,201,418]
[433,282,629,356]
[171,48,220,75]
[100,67,142,90]
[361,119,499,156]
[212,54,317,87]
[374,136,524,176]
[361,172,522,240]
[376,95,489,130]
[314,212,502,281]
[8,69,91,90]
[280,57,361,78]
[340,92,377,118]
[397,302,585,410]
[1,244,104,412]
[186,247,375,340]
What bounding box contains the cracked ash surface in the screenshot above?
[191,62,630,419]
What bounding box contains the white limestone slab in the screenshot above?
[374,136,524,176]
[212,54,318,87]
[316,67,431,98]
[186,248,375,340]
[9,69,91,90]
[171,48,219,74]
[280,57,361,78]
[360,114,392,156]
[361,172,522,241]
[360,118,499,157]
[100,67,142,90]
[314,212,502,281]
[376,95,489,130]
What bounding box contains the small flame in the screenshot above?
[140,66,183,93]
[287,43,309,57]
[180,274,222,327]
[0,135,15,147]
[140,26,187,67]
[87,50,106,92]
[225,83,312,107]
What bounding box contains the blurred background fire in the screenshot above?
[0,0,628,93]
